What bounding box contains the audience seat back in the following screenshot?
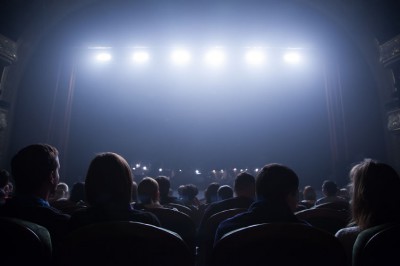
[198,208,248,265]
[0,217,52,265]
[353,223,400,266]
[314,201,350,211]
[210,223,346,266]
[295,208,350,234]
[146,207,196,254]
[57,221,194,266]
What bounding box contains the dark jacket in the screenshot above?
[215,199,306,243]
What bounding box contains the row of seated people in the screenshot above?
[0,143,399,265]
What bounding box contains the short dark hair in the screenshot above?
[155,176,170,197]
[205,182,220,204]
[256,163,299,202]
[69,182,85,202]
[218,185,234,200]
[85,152,133,207]
[138,177,159,204]
[234,172,255,193]
[11,144,59,194]
[303,186,316,201]
[322,180,338,196]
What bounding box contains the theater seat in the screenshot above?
[295,207,350,234]
[0,217,52,265]
[353,223,400,266]
[145,207,196,254]
[56,221,194,266]
[198,208,247,265]
[210,223,346,266]
[314,201,350,211]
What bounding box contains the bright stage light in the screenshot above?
[195,170,201,175]
[96,52,112,62]
[283,52,301,64]
[171,49,191,65]
[142,166,148,171]
[245,48,265,65]
[159,168,163,172]
[204,48,226,66]
[132,51,150,63]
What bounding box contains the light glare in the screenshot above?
[96,52,112,62]
[284,52,301,64]
[245,49,265,65]
[171,49,191,65]
[133,51,149,63]
[204,48,225,66]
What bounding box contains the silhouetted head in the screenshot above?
[204,182,220,204]
[256,163,299,210]
[138,177,159,204]
[155,176,171,198]
[322,180,338,196]
[350,159,400,229]
[11,144,59,195]
[69,182,85,202]
[85,152,133,207]
[234,172,256,198]
[303,186,316,201]
[218,185,234,200]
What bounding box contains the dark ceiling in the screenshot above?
[0,0,400,43]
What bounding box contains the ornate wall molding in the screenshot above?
[0,34,17,66]
[380,34,400,67]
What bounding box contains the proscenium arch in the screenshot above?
[1,0,393,184]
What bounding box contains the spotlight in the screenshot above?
[159,168,163,172]
[195,170,201,175]
[142,166,148,171]
[132,51,150,63]
[283,52,301,64]
[245,48,265,65]
[171,49,191,65]
[204,48,226,66]
[96,52,112,62]
[255,168,259,172]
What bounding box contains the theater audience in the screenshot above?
[335,159,400,263]
[217,185,234,201]
[300,185,317,208]
[155,176,179,205]
[215,163,305,242]
[179,184,201,209]
[316,180,347,205]
[49,182,69,203]
[51,181,87,215]
[199,172,255,230]
[0,144,70,244]
[68,152,160,231]
[69,182,86,206]
[204,182,220,205]
[137,177,164,209]
[131,180,138,204]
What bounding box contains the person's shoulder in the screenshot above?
[130,208,160,225]
[36,205,71,220]
[335,225,360,238]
